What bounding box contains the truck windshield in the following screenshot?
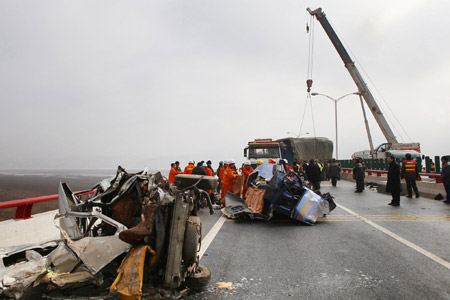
[249,147,280,158]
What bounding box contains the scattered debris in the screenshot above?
[214,281,233,290]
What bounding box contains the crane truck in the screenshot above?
[307,8,420,160]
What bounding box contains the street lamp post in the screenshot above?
[311,92,360,160]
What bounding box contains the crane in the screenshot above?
[307,7,398,145]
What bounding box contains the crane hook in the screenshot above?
[306,79,313,92]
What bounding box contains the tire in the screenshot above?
[183,216,201,266]
[184,265,211,288]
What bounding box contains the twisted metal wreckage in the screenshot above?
[0,164,336,299]
[0,166,217,299]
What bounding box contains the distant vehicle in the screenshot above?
[244,138,333,167]
[352,142,421,160]
[244,138,282,166]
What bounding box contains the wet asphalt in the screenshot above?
[191,180,450,300]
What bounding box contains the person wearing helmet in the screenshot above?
[221,159,238,205]
[285,159,294,174]
[242,161,254,199]
[256,159,264,166]
[184,160,195,174]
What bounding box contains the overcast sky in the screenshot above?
[1,0,449,170]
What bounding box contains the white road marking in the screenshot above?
[338,203,450,271]
[199,214,227,259]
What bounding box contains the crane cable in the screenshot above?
[299,14,317,139]
[306,14,315,84]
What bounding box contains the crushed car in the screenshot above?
[222,163,336,225]
[0,166,217,299]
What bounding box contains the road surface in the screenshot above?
[192,180,450,299]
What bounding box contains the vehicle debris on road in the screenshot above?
[222,163,336,225]
[0,166,217,299]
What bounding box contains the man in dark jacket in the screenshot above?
[329,159,341,187]
[216,161,224,193]
[401,153,420,198]
[192,162,207,175]
[353,158,365,193]
[441,156,450,204]
[386,155,401,206]
[306,159,322,192]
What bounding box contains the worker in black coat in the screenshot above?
[306,159,322,192]
[386,155,401,206]
[353,158,365,193]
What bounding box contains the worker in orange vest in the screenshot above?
[401,153,420,198]
[242,161,253,199]
[184,160,195,174]
[221,160,238,205]
[284,159,294,173]
[168,161,182,183]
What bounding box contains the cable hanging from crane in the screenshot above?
[306,14,315,93]
[299,14,317,139]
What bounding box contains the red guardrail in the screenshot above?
[0,190,96,220]
[341,168,443,183]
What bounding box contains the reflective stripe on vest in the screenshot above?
[404,160,416,172]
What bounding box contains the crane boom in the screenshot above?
[307,7,398,144]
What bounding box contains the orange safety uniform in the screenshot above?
[221,166,238,201]
[286,165,294,173]
[184,163,195,174]
[242,166,254,199]
[219,165,227,187]
[168,167,181,183]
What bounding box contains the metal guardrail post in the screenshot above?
[425,156,431,173]
[417,156,422,173]
[435,156,441,173]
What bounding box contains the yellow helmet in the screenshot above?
[256,159,264,165]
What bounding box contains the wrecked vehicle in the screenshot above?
[0,166,217,299]
[222,163,336,225]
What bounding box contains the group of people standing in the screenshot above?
[168,159,254,207]
[354,154,450,207]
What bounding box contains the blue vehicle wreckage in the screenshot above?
[222,163,336,225]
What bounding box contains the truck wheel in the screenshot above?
[184,265,211,288]
[183,216,201,266]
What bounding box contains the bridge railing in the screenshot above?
[341,168,443,183]
[0,190,96,220]
[340,155,447,174]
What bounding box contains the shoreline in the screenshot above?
[0,174,105,221]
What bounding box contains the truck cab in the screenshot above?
[244,139,282,166]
